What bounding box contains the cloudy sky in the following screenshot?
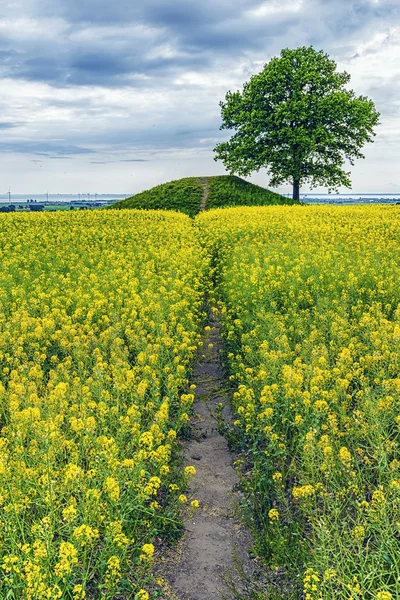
[0,0,399,195]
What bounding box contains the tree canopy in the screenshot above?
[214,46,380,200]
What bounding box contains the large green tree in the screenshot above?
[214,46,380,201]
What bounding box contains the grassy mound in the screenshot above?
[206,175,295,208]
[108,175,296,215]
[107,177,203,217]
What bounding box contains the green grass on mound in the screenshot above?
[106,177,203,217]
[206,175,296,209]
[107,175,297,216]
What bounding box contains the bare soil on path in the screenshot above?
[157,310,251,600]
[199,178,209,212]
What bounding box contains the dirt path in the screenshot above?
[158,309,250,599]
[199,177,209,211]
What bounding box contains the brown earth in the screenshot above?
[199,178,209,211]
[156,309,251,600]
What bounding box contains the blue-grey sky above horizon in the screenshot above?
[0,0,399,194]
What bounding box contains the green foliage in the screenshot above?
[206,175,296,209]
[107,175,293,215]
[107,177,203,217]
[214,46,380,199]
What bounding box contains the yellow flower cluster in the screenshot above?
[376,592,393,600]
[197,205,400,599]
[139,543,155,563]
[0,209,207,597]
[292,484,315,499]
[268,508,279,522]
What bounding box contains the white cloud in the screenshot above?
[246,0,304,19]
[0,16,67,39]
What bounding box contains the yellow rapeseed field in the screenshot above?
[0,210,207,599]
[197,205,400,600]
[2,204,400,600]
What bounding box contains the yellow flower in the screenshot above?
[103,477,120,502]
[184,465,196,476]
[62,503,78,523]
[323,568,336,582]
[351,525,365,541]
[140,543,155,562]
[54,542,78,579]
[338,447,352,467]
[376,592,393,600]
[268,508,279,522]
[292,485,315,499]
[72,524,100,547]
[372,489,386,505]
[105,556,121,588]
[73,584,86,600]
[2,555,21,574]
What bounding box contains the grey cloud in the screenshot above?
[48,156,73,159]
[0,141,94,156]
[0,0,398,181]
[1,0,398,89]
[364,77,400,117]
[33,0,256,26]
[78,122,223,149]
[0,122,21,129]
[0,32,209,87]
[90,159,149,164]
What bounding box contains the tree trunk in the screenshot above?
[293,179,300,201]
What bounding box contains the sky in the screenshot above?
[0,0,399,195]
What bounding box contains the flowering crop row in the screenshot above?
[0,210,207,599]
[197,206,400,600]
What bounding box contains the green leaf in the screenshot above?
[214,46,380,200]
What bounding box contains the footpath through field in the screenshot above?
[199,178,209,212]
[158,308,251,600]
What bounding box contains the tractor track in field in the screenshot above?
[156,308,252,600]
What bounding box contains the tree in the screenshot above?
[214,46,380,201]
